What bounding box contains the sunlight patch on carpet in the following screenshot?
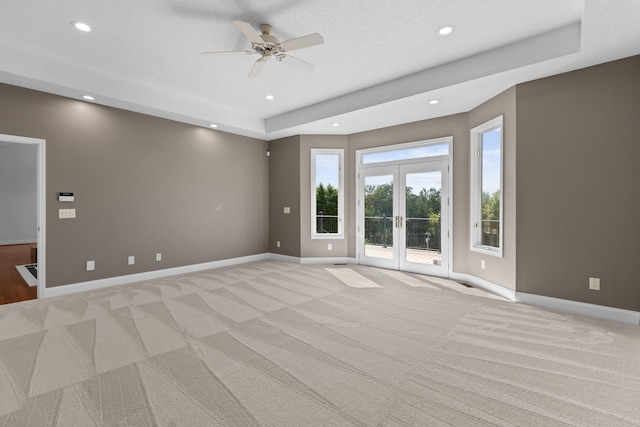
[325,268,383,288]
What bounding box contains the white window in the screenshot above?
[361,142,449,164]
[470,116,503,257]
[311,149,344,239]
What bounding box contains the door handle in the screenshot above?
[399,216,403,228]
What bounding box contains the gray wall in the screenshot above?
[516,56,640,311]
[0,143,37,245]
[268,136,301,257]
[0,83,269,287]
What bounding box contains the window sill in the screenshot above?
[470,245,503,258]
[311,234,344,240]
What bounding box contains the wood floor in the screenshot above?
[0,244,37,305]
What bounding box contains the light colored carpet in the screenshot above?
[0,261,639,426]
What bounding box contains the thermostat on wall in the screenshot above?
[59,192,74,202]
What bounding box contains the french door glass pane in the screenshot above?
[405,171,442,265]
[364,175,394,259]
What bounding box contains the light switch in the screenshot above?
[283,207,291,214]
[86,260,95,271]
[58,192,74,202]
[59,209,76,219]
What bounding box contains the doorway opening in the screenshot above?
[0,134,46,304]
[356,137,452,277]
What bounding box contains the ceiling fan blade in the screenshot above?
[279,55,316,73]
[201,50,255,56]
[279,33,324,52]
[233,20,263,44]
[248,58,268,78]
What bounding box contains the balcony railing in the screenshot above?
[316,213,339,234]
[481,219,500,247]
[364,216,441,251]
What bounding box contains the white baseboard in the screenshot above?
[515,292,640,326]
[267,254,357,265]
[43,253,357,299]
[449,273,640,325]
[450,272,516,301]
[42,253,270,299]
[41,254,640,326]
[300,256,357,265]
[1,239,37,246]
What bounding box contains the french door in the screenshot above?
[357,160,449,277]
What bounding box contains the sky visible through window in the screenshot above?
[406,172,440,196]
[316,153,339,188]
[481,129,501,194]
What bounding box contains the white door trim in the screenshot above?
[356,137,453,277]
[0,133,46,299]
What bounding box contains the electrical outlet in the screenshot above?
[328,243,332,250]
[283,207,291,214]
[86,260,95,271]
[128,256,135,265]
[59,208,76,219]
[480,259,486,269]
[589,277,600,291]
[276,241,281,248]
[156,253,162,261]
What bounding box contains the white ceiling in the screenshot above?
[1,0,639,140]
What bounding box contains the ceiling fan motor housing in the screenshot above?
[201,20,324,78]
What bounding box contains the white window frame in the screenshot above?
[470,116,504,257]
[311,148,344,239]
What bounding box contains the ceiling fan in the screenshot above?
[202,21,324,78]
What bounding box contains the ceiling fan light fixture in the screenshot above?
[202,21,324,79]
[72,21,92,32]
[438,25,454,36]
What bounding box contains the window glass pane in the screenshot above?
[315,153,339,234]
[481,128,501,248]
[362,143,448,164]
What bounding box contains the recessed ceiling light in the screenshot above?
[265,95,275,100]
[438,25,454,36]
[82,95,95,101]
[209,124,218,128]
[72,21,92,32]
[429,99,439,105]
[331,123,340,127]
